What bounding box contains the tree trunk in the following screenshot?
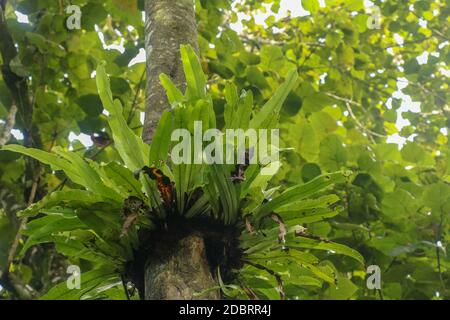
[144,233,220,300]
[143,0,219,300]
[143,0,198,144]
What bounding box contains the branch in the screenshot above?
[0,268,36,300]
[5,164,40,271]
[0,5,33,141]
[0,103,17,147]
[127,68,146,125]
[240,33,324,48]
[324,92,387,141]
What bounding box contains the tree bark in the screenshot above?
[144,234,220,300]
[143,0,198,144]
[143,0,219,300]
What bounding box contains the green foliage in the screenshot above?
[1,46,359,300]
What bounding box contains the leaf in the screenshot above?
[225,87,254,130]
[302,0,320,13]
[224,82,239,128]
[180,45,206,99]
[260,45,285,71]
[250,69,298,129]
[325,275,358,300]
[289,235,365,265]
[149,111,174,164]
[53,236,112,264]
[96,61,149,171]
[254,172,345,221]
[301,163,322,182]
[53,147,121,201]
[302,93,334,113]
[20,215,88,255]
[209,61,234,79]
[345,0,364,11]
[236,91,254,130]
[100,162,145,199]
[288,276,322,288]
[40,265,118,300]
[1,145,121,202]
[10,55,30,77]
[17,190,110,218]
[401,142,426,164]
[284,208,342,224]
[208,165,239,224]
[111,0,137,12]
[160,73,184,105]
[381,190,417,223]
[1,145,83,185]
[185,193,210,218]
[422,182,450,218]
[319,135,348,171]
[277,194,339,212]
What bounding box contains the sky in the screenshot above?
[10,0,435,149]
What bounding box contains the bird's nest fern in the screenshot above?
[0,45,363,300]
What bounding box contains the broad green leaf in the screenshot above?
[160,73,184,105]
[319,135,348,171]
[281,207,342,224]
[254,172,345,220]
[18,190,111,218]
[96,61,149,171]
[325,275,358,300]
[302,93,334,113]
[100,162,145,199]
[250,69,298,129]
[180,44,206,99]
[422,182,450,219]
[289,236,365,265]
[40,265,118,300]
[1,145,84,186]
[149,111,174,164]
[20,215,88,255]
[302,0,320,13]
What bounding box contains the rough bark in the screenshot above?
[144,234,220,300]
[143,0,218,300]
[143,0,198,144]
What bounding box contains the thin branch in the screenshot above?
[324,92,387,141]
[237,277,259,300]
[127,69,146,125]
[435,210,447,294]
[0,268,36,299]
[0,159,40,300]
[240,33,324,48]
[6,167,41,271]
[0,104,17,147]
